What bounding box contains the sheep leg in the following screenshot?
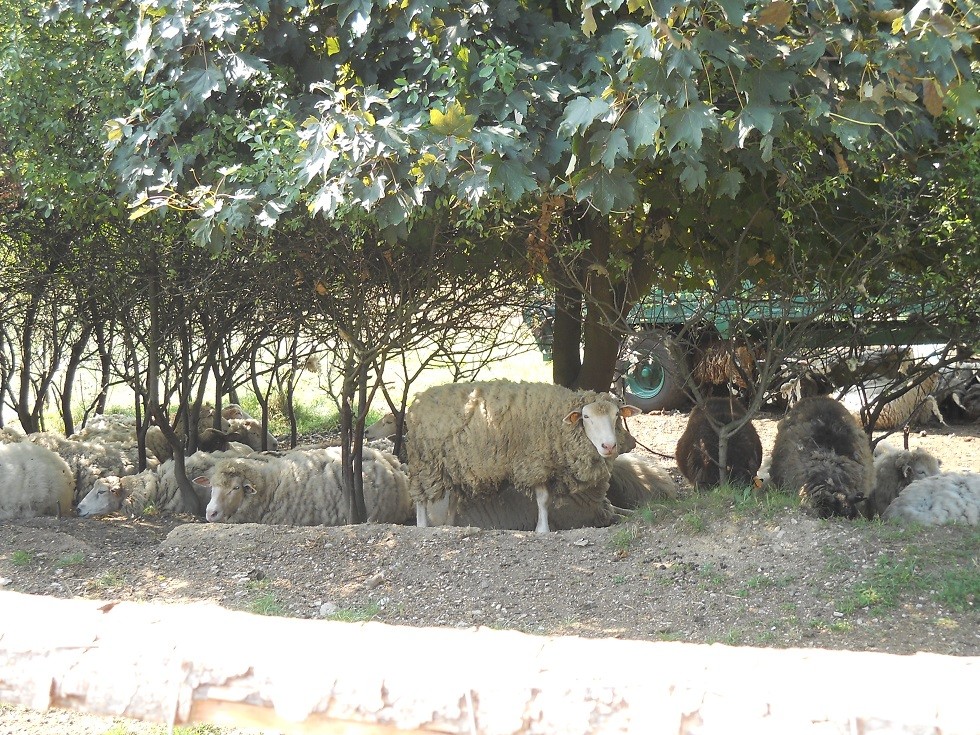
[415,501,429,527]
[534,486,550,533]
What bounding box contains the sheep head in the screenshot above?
[563,397,641,459]
[196,460,261,522]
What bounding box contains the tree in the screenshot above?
[78,0,978,391]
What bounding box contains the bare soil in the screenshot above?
[2,409,980,734]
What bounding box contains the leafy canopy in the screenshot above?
[57,0,979,249]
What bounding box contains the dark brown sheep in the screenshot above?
[769,396,874,519]
[675,397,762,490]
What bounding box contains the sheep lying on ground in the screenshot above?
[769,396,874,519]
[422,453,675,531]
[68,413,140,443]
[407,379,640,533]
[864,448,942,520]
[883,473,980,526]
[76,449,250,517]
[365,412,401,441]
[690,340,758,396]
[0,441,74,520]
[24,431,150,505]
[841,372,944,431]
[197,446,413,525]
[675,397,762,490]
[607,453,679,508]
[145,407,231,462]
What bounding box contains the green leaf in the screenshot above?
[178,67,226,101]
[621,98,662,148]
[664,103,717,151]
[756,0,792,28]
[737,104,775,147]
[716,169,744,198]
[946,80,980,126]
[592,128,630,170]
[574,168,636,213]
[679,160,707,192]
[713,0,747,22]
[489,158,537,199]
[559,96,612,137]
[429,102,477,138]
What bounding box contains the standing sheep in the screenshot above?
[675,397,762,490]
[406,380,640,533]
[197,446,413,526]
[883,473,980,526]
[769,396,874,519]
[0,441,74,520]
[864,448,942,520]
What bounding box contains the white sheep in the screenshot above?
[145,406,231,462]
[196,446,413,526]
[841,372,944,431]
[25,431,151,505]
[406,379,640,533]
[0,441,74,520]
[225,417,279,451]
[607,453,679,508]
[364,411,401,441]
[68,413,139,443]
[76,448,249,518]
[883,473,980,526]
[769,396,874,519]
[864,447,942,519]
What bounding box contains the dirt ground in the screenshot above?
[2,408,980,734]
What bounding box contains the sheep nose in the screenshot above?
[206,510,217,522]
[602,442,616,452]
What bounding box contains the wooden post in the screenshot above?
[0,590,977,734]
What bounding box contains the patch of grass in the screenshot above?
[680,509,708,534]
[610,523,640,553]
[735,574,776,597]
[249,592,285,616]
[823,548,855,574]
[698,563,725,587]
[104,725,228,735]
[326,602,382,622]
[9,550,33,566]
[934,565,980,611]
[92,571,126,590]
[54,553,86,568]
[612,574,628,585]
[838,554,917,614]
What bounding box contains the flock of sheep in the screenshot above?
[1,378,978,531]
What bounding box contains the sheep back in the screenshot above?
[406,380,630,506]
[865,448,941,519]
[607,454,678,508]
[883,473,980,526]
[206,447,411,525]
[0,441,74,520]
[769,396,873,519]
[675,397,762,490]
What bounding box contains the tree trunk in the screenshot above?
[0,591,975,734]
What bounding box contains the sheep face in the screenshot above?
[365,412,399,441]
[902,452,941,482]
[77,476,126,517]
[197,473,257,522]
[563,399,641,459]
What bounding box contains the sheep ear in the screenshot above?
[563,410,583,425]
[243,482,257,495]
[902,465,913,479]
[619,404,642,418]
[192,476,211,488]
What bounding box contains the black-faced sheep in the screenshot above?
[769,396,874,519]
[674,397,762,490]
[76,448,250,518]
[883,473,980,526]
[196,446,413,526]
[0,441,74,520]
[864,448,942,520]
[406,379,640,533]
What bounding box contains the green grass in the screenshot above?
[54,553,86,568]
[610,523,640,553]
[103,724,227,735]
[9,550,33,566]
[91,571,126,590]
[838,554,918,614]
[249,592,285,616]
[326,602,382,622]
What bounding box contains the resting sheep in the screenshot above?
[145,406,231,462]
[863,448,942,520]
[607,453,679,508]
[841,372,944,431]
[365,412,401,441]
[883,473,980,526]
[406,379,640,533]
[690,340,758,396]
[675,397,762,490]
[76,448,250,518]
[769,396,874,519]
[196,446,413,525]
[0,441,74,520]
